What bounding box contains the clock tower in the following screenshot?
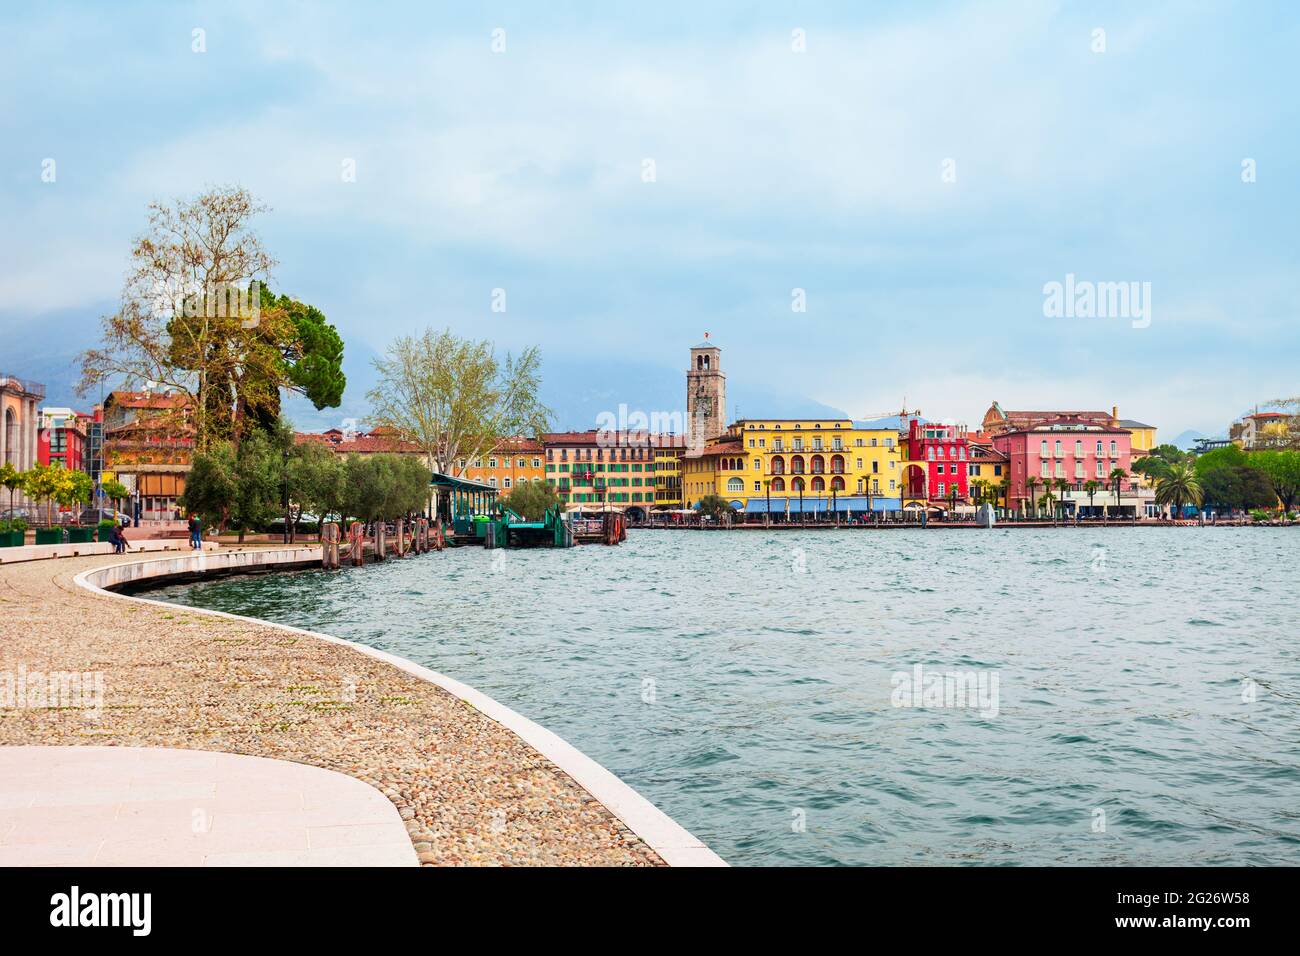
[687,334,725,453]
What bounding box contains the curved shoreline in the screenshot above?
[73,547,726,867]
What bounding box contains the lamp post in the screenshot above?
[799,485,804,525]
[764,478,771,528]
[281,447,290,544]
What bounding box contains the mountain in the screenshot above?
[1,308,845,433]
[1171,429,1211,450]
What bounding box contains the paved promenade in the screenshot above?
[0,551,662,866]
[0,746,417,866]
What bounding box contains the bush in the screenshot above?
[0,518,29,533]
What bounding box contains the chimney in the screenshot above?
[1111,405,1118,424]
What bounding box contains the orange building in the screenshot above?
[102,390,195,519]
[457,437,545,492]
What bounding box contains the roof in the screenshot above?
[682,440,744,459]
[543,430,683,448]
[106,390,191,410]
[294,431,423,453]
[429,472,497,492]
[998,414,1130,436]
[1247,411,1288,420]
[1116,419,1155,429]
[490,436,544,453]
[692,341,720,350]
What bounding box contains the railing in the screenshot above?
[0,374,45,399]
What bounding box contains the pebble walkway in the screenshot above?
[0,552,661,866]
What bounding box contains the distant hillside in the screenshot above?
[1,307,847,433]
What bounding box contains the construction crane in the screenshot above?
[858,400,922,422]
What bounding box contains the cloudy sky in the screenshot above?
[2,0,1297,437]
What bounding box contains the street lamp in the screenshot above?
[282,447,290,544]
[764,478,771,528]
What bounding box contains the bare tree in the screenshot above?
[367,328,551,477]
[78,186,281,448]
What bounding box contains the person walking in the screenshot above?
[188,513,202,550]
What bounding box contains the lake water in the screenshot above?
[152,527,1300,866]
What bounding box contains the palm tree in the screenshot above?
[998,477,1011,512]
[1053,478,1070,520]
[1083,479,1100,518]
[1026,476,1040,517]
[1109,467,1127,519]
[1154,461,1203,521]
[1039,489,1056,518]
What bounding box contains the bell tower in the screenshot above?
[687,333,725,452]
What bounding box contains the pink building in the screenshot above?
[993,415,1140,516]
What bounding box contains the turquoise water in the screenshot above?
[152,528,1300,866]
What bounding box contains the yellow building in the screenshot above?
[652,441,685,508]
[682,419,904,518]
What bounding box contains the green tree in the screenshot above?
[285,441,345,541]
[504,479,562,521]
[102,478,130,515]
[181,443,239,532]
[1109,468,1127,515]
[1083,479,1101,516]
[1250,449,1300,512]
[78,187,345,449]
[55,469,94,522]
[22,464,64,526]
[366,327,551,477]
[181,433,281,540]
[1154,461,1204,518]
[341,454,395,524]
[0,463,22,515]
[1025,476,1039,515]
[695,493,735,521]
[382,456,431,520]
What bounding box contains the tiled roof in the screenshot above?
[106,390,191,410]
[543,430,684,448]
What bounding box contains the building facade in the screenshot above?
[37,407,91,472]
[542,431,666,518]
[901,418,970,508]
[683,418,904,517]
[103,390,195,520]
[458,437,545,491]
[992,415,1154,516]
[0,373,43,510]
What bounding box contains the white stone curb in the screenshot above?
[73,548,727,868]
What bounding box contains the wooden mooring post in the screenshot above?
[349,521,365,566]
[321,522,340,569]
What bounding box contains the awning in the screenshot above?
[744,496,901,514]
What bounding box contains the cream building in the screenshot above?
[1,372,44,509]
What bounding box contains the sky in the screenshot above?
[1,0,1298,438]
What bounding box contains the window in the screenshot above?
[1075,440,1083,457]
[1041,461,1050,478]
[749,439,755,448]
[994,465,1002,476]
[753,459,760,470]
[1110,440,1117,457]
[1096,440,1103,455]
[1041,440,1049,457]
[753,481,760,492]
[938,482,946,496]
[488,477,497,487]
[937,463,945,474]
[1054,440,1062,458]
[793,438,804,451]
[726,477,744,493]
[504,477,512,488]
[889,479,896,490]
[489,458,498,468]
[532,458,540,468]
[927,448,935,461]
[813,438,823,451]
[832,438,843,450]
[871,437,878,447]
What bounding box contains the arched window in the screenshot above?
[927,447,935,461]
[790,455,805,474]
[770,456,785,475]
[810,455,825,474]
[771,476,785,492]
[811,476,825,492]
[2,409,14,464]
[830,454,845,474]
[696,355,703,370]
[830,476,845,491]
[726,477,744,493]
[792,476,805,492]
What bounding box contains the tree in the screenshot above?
[1250,449,1300,512]
[0,463,22,515]
[181,432,281,540]
[382,456,431,520]
[504,479,562,521]
[1053,478,1070,518]
[1083,479,1100,516]
[1109,468,1127,515]
[1025,476,1039,515]
[366,327,551,478]
[102,478,130,514]
[21,464,65,526]
[55,469,94,522]
[1154,461,1203,518]
[285,441,345,541]
[997,477,1010,510]
[695,494,735,520]
[78,187,345,449]
[341,455,395,524]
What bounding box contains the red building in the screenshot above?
[37,407,92,472]
[901,418,970,505]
